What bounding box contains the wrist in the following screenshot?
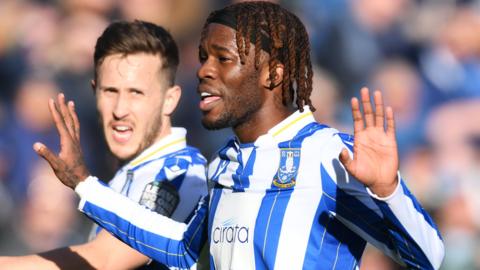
[367,175,399,198]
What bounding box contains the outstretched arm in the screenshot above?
[32,93,207,268]
[76,177,208,268]
[0,230,150,270]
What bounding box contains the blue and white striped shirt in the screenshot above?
[87,127,208,269]
[76,109,444,269]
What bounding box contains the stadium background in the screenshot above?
[0,0,479,269]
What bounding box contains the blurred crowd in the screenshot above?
[0,0,479,269]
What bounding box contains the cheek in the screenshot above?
[97,102,113,123]
[133,102,163,126]
[96,94,112,112]
[224,67,259,99]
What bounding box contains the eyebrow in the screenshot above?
[99,86,146,92]
[98,85,118,91]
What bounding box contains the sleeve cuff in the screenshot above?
[366,172,403,201]
[75,176,99,211]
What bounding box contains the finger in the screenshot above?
[57,93,76,138]
[373,90,384,128]
[68,101,80,141]
[33,142,59,170]
[360,87,374,127]
[48,98,72,146]
[339,148,353,171]
[386,106,396,136]
[351,97,364,133]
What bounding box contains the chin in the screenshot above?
[112,151,135,162]
[109,144,138,162]
[201,117,230,130]
[201,110,239,130]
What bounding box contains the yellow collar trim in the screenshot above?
[272,112,313,138]
[129,138,186,167]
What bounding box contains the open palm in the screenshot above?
[339,88,399,197]
[33,93,90,189]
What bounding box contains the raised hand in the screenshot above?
[339,87,399,197]
[33,93,89,189]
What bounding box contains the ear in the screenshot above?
[162,85,182,116]
[260,62,284,90]
[91,79,96,93]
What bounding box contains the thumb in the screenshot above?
[33,142,58,169]
[339,148,353,170]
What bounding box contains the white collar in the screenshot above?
[128,127,187,167]
[252,107,315,147]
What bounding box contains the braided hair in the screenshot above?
[201,1,315,112]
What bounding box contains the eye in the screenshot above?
[218,56,231,63]
[130,89,144,96]
[102,88,118,94]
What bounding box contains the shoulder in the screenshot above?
[299,125,354,162]
[163,146,207,167]
[130,146,206,181]
[300,123,351,147]
[160,146,206,174]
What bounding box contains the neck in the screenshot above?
[234,105,293,143]
[154,118,173,144]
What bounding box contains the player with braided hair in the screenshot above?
[200,1,314,112]
[29,2,444,269]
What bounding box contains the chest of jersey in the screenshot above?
[208,143,332,269]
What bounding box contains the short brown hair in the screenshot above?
[94,20,179,85]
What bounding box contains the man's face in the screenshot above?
[95,53,167,161]
[197,23,265,130]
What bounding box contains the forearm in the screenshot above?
[75,176,208,268]
[327,166,444,269]
[0,247,95,270]
[369,178,445,269]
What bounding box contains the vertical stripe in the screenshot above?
[232,147,257,192]
[210,145,232,182]
[231,147,245,191]
[253,122,329,269]
[303,165,382,269]
[253,188,294,269]
[252,124,325,269]
[207,187,223,269]
[332,243,341,269]
[302,197,332,270]
[208,188,223,244]
[209,255,216,270]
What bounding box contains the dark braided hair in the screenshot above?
[201,1,315,112]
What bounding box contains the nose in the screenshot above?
[113,92,130,120]
[197,58,217,82]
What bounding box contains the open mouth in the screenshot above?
[199,92,221,111]
[111,124,133,143]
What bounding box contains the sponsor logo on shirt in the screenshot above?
[213,218,249,244]
[139,181,179,217]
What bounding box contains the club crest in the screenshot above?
[273,148,300,188]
